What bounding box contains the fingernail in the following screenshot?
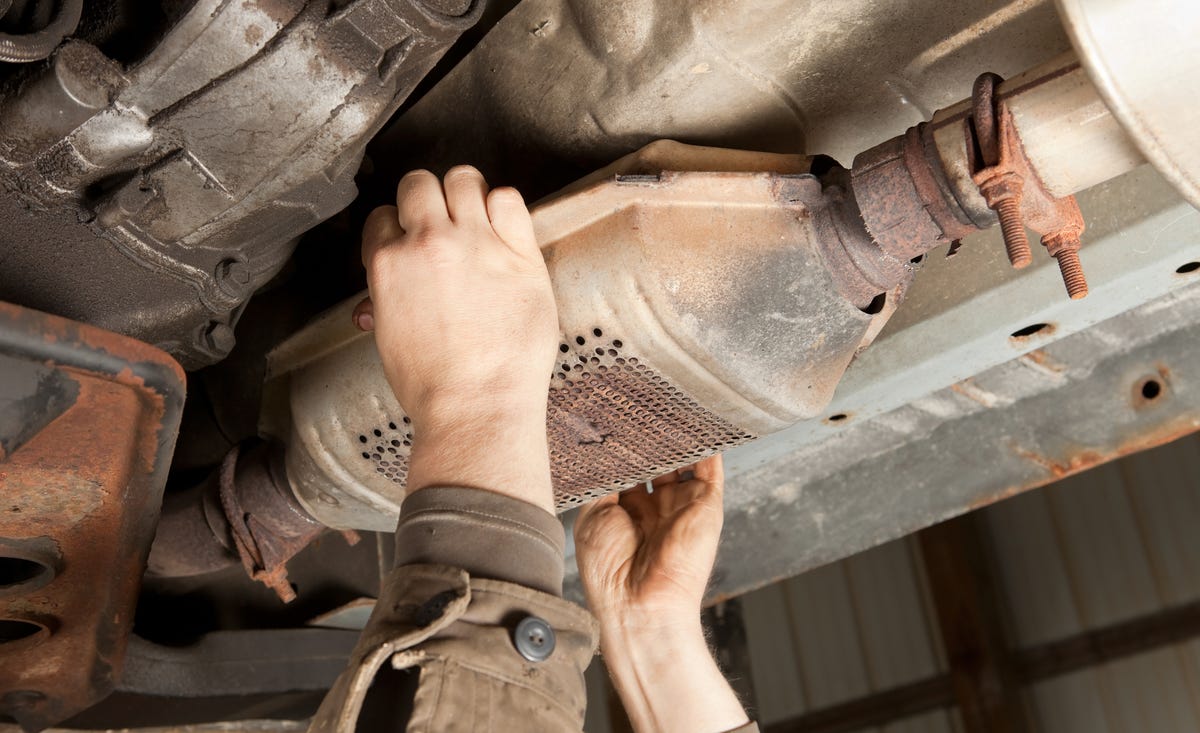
[355,312,374,331]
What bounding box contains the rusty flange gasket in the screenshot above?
[0,302,185,730]
[219,442,358,603]
[969,72,1089,299]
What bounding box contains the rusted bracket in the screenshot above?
[969,73,1089,299]
[0,302,185,730]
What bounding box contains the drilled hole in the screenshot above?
[1010,322,1051,339]
[613,340,623,348]
[358,435,367,444]
[859,292,887,316]
[826,413,848,423]
[0,620,44,645]
[388,422,397,430]
[1176,261,1200,274]
[1142,379,1162,400]
[559,344,569,353]
[575,336,586,345]
[0,558,51,591]
[372,429,382,437]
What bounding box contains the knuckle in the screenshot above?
[406,226,453,250]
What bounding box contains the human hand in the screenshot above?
[357,167,557,511]
[575,455,749,733]
[575,455,725,624]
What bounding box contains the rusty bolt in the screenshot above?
[977,173,1033,269]
[1044,231,1088,300]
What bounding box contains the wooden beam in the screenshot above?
[764,598,1200,733]
[1016,598,1200,681]
[918,513,1031,733]
[763,675,953,733]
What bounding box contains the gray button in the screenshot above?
[514,616,556,662]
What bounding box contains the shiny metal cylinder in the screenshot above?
[1056,0,1200,208]
[1003,53,1145,199]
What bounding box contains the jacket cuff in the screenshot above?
[309,564,599,733]
[393,486,566,596]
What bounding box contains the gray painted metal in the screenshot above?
[0,0,481,368]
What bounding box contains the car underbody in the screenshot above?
[0,0,1198,728]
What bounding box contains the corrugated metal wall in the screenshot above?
[984,434,1200,732]
[739,433,1200,731]
[585,434,1200,732]
[741,527,961,731]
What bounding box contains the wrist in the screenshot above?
[600,613,749,733]
[600,612,706,676]
[406,397,554,514]
[412,384,547,436]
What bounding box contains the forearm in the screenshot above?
[601,615,749,733]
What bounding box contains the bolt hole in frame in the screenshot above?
[0,557,53,596]
[1176,261,1200,275]
[1132,370,1169,410]
[0,619,46,646]
[824,412,850,425]
[1010,322,1054,340]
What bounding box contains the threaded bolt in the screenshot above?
[994,198,1032,269]
[1054,246,1089,300]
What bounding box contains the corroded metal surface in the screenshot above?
[851,123,980,264]
[0,0,483,368]
[0,303,185,729]
[148,440,348,604]
[968,72,1089,298]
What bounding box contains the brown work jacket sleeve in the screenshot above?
[309,488,599,732]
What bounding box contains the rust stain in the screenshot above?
[974,414,1200,512]
[950,379,1000,408]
